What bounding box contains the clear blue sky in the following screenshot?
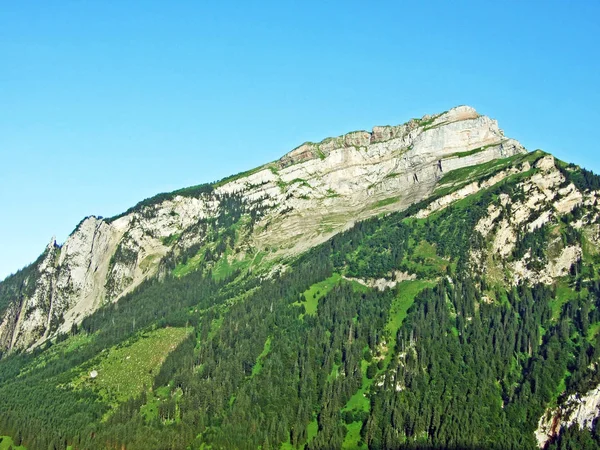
[1,1,599,279]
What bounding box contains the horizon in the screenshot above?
[2,1,599,279]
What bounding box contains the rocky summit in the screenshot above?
[1,106,600,449]
[0,105,525,352]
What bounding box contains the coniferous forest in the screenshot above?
[2,154,600,449]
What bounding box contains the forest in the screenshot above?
[1,158,600,449]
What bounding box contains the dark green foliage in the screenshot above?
[2,153,600,449]
[107,184,214,223]
[547,423,600,450]
[558,164,600,192]
[514,224,551,270]
[359,280,563,449]
[153,332,196,389]
[0,249,48,318]
[331,217,410,278]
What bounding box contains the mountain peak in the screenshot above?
[277,105,520,170]
[439,104,479,119]
[0,106,528,352]
[5,105,600,450]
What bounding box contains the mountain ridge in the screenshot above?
[2,106,600,448]
[0,105,527,353]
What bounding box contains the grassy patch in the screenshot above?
[428,163,540,224]
[437,151,539,189]
[307,417,318,441]
[0,436,26,450]
[418,114,440,129]
[140,253,160,272]
[371,196,401,209]
[208,315,225,341]
[290,178,312,189]
[382,280,437,371]
[342,279,434,448]
[342,422,364,449]
[401,241,448,277]
[294,273,342,317]
[413,240,437,258]
[276,179,288,192]
[318,217,336,234]
[140,390,160,422]
[555,369,572,400]
[252,250,266,268]
[588,322,600,343]
[349,279,370,293]
[174,239,264,281]
[343,359,371,412]
[551,281,577,321]
[251,336,272,377]
[160,233,181,246]
[325,188,340,198]
[173,248,206,277]
[327,363,340,382]
[212,251,253,281]
[71,327,191,406]
[213,165,266,187]
[140,386,183,424]
[437,157,508,187]
[582,229,600,263]
[447,143,498,159]
[386,280,436,338]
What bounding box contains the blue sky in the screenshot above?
[1,1,599,279]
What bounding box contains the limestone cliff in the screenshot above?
[536,383,600,448]
[416,153,596,287]
[0,105,527,352]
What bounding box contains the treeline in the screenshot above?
[559,164,600,193]
[0,248,46,324]
[106,183,214,223]
[162,192,269,271]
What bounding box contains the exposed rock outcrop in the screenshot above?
[0,105,528,352]
[536,384,600,448]
[416,151,598,286]
[221,106,526,258]
[343,271,417,291]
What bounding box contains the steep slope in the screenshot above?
[1,123,600,449]
[0,105,525,353]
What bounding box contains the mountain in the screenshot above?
[1,106,600,449]
[0,105,524,353]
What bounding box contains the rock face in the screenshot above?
[0,198,215,351]
[536,384,600,448]
[221,105,525,258]
[415,151,594,287]
[0,105,528,352]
